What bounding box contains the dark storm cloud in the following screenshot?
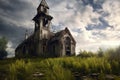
[0,0,34,50]
[0,0,34,21]
[0,0,30,11]
[0,17,29,48]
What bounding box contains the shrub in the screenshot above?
[104,47,120,62]
[97,48,104,57]
[111,60,120,74]
[78,50,96,58]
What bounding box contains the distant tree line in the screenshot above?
[78,47,120,62]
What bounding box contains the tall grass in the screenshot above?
[37,58,74,80]
[5,56,120,80]
[47,57,112,74]
[9,59,34,80]
[38,56,120,76]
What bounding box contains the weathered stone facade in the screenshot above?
[15,0,76,58]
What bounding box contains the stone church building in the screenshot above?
[15,0,76,58]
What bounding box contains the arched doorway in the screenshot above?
[65,37,71,56]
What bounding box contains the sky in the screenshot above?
[0,0,120,57]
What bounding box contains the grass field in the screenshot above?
[0,47,120,80]
[0,57,120,80]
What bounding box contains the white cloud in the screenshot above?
[103,0,120,30]
[6,41,15,57]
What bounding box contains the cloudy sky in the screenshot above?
[0,0,120,57]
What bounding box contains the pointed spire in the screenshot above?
[39,0,49,9]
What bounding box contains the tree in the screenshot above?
[98,48,104,57]
[0,37,8,59]
[78,50,96,58]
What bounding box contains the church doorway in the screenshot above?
[65,37,71,56]
[66,51,71,56]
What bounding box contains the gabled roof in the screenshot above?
[15,34,35,51]
[50,27,76,44]
[38,0,49,9]
[64,27,76,44]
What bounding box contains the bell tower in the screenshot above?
[33,0,53,39]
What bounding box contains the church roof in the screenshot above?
[50,27,76,44]
[38,0,49,9]
[15,34,35,51]
[64,27,76,44]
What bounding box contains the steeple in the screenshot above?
[32,0,53,39]
[39,0,49,9]
[37,0,49,14]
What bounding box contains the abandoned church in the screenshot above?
[15,0,76,58]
